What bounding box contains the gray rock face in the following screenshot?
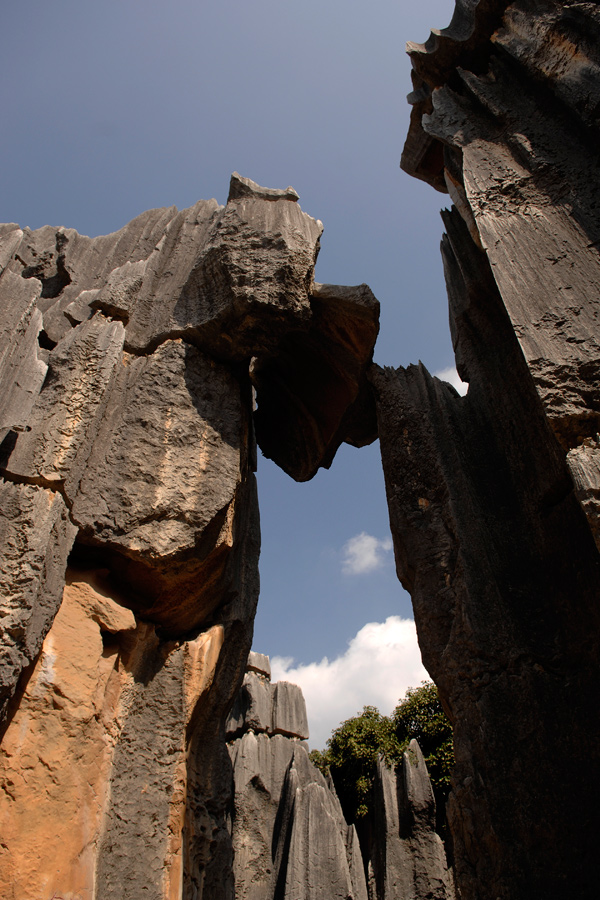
[228,674,451,900]
[403,742,453,898]
[247,650,271,677]
[226,668,309,740]
[6,315,127,497]
[0,482,77,712]
[228,655,367,900]
[271,680,310,738]
[383,3,600,897]
[0,262,47,443]
[275,756,367,900]
[365,744,453,900]
[0,175,378,900]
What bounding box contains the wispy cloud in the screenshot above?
[341,532,393,575]
[271,616,428,750]
[434,365,468,396]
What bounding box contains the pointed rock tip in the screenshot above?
[228,172,300,203]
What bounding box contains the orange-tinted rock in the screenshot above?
[0,571,226,900]
[0,174,377,898]
[0,576,133,899]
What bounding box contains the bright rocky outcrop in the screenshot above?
[227,652,367,900]
[226,653,452,900]
[0,174,378,900]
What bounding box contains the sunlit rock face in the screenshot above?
[368,745,455,900]
[226,653,369,900]
[371,2,600,898]
[226,655,454,900]
[0,174,379,899]
[0,572,224,900]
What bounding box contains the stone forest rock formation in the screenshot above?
[371,1,600,898]
[1,1,600,898]
[368,745,454,900]
[226,652,368,900]
[0,173,378,899]
[226,653,452,900]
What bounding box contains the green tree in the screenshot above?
[311,705,400,822]
[310,684,454,828]
[392,681,454,805]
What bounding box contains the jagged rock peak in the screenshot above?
[227,654,368,900]
[226,652,309,741]
[228,172,300,203]
[368,744,455,900]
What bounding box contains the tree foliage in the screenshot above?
[311,683,454,826]
[392,681,454,797]
[311,705,400,821]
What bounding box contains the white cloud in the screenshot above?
[434,365,468,396]
[271,616,429,750]
[341,532,393,575]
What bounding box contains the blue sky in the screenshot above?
[2,0,459,746]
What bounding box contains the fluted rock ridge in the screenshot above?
[373,2,600,898]
[367,744,454,900]
[227,653,368,900]
[0,175,379,900]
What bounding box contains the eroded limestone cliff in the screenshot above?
[0,174,378,899]
[370,1,600,897]
[1,2,600,896]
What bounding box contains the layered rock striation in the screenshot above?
[227,652,367,900]
[0,175,378,899]
[369,2,600,897]
[2,6,600,894]
[368,744,454,900]
[226,654,454,900]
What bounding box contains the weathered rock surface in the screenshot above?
[0,175,378,899]
[0,569,225,900]
[0,263,47,443]
[226,669,310,740]
[227,661,452,900]
[227,656,368,900]
[403,0,600,529]
[6,10,599,891]
[0,482,77,713]
[376,3,600,897]
[368,744,454,900]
